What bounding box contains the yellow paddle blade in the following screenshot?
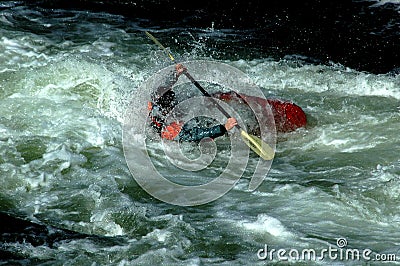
[145,31,175,62]
[240,130,274,160]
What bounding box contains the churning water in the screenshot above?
[0,1,399,265]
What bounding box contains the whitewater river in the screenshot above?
[0,1,399,265]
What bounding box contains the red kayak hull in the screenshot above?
[213,91,307,133]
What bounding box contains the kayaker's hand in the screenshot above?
[224,117,238,131]
[175,63,186,76]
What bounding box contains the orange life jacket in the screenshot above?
[161,121,183,140]
[148,101,183,140]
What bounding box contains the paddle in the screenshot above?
[145,31,274,160]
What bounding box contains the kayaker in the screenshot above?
[148,63,238,142]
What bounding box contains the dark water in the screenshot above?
[31,0,400,74]
[0,1,399,265]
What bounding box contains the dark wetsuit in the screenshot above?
[178,121,226,142]
[148,70,227,142]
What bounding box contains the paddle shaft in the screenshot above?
[183,71,242,131]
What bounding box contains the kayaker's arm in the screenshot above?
[178,118,238,142]
[178,124,227,142]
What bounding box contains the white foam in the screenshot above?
[0,36,50,69]
[143,229,172,243]
[366,0,400,7]
[89,212,124,237]
[241,214,294,238]
[42,144,86,165]
[92,40,116,57]
[231,59,400,100]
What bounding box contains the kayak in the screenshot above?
[212,91,307,133]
